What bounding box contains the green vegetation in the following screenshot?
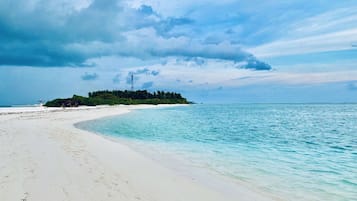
[44,90,190,107]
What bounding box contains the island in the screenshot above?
[44,90,190,107]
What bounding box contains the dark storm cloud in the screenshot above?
[0,0,271,70]
[141,81,154,89]
[125,68,160,85]
[81,72,98,81]
[240,59,272,71]
[132,68,160,76]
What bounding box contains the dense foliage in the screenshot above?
[45,90,189,107]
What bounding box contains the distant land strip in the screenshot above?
[45,90,191,107]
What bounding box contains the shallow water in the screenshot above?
[79,104,357,201]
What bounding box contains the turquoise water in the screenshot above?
[79,104,357,201]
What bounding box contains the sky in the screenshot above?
[0,0,357,105]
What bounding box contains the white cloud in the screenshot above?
[258,71,357,85]
[291,7,357,37]
[248,7,357,58]
[125,0,236,17]
[249,29,357,58]
[111,59,357,90]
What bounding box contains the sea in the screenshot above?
[77,104,357,201]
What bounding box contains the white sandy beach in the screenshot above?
[0,105,276,201]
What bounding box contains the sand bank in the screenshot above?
[0,105,276,201]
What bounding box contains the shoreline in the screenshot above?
[0,105,277,201]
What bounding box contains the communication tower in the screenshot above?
[131,73,134,91]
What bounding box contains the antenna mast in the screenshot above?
[131,73,134,91]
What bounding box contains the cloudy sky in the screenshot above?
[1,0,357,105]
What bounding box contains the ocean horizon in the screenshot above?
[78,103,357,201]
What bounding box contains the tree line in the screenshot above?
[45,90,190,107]
[89,90,185,100]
